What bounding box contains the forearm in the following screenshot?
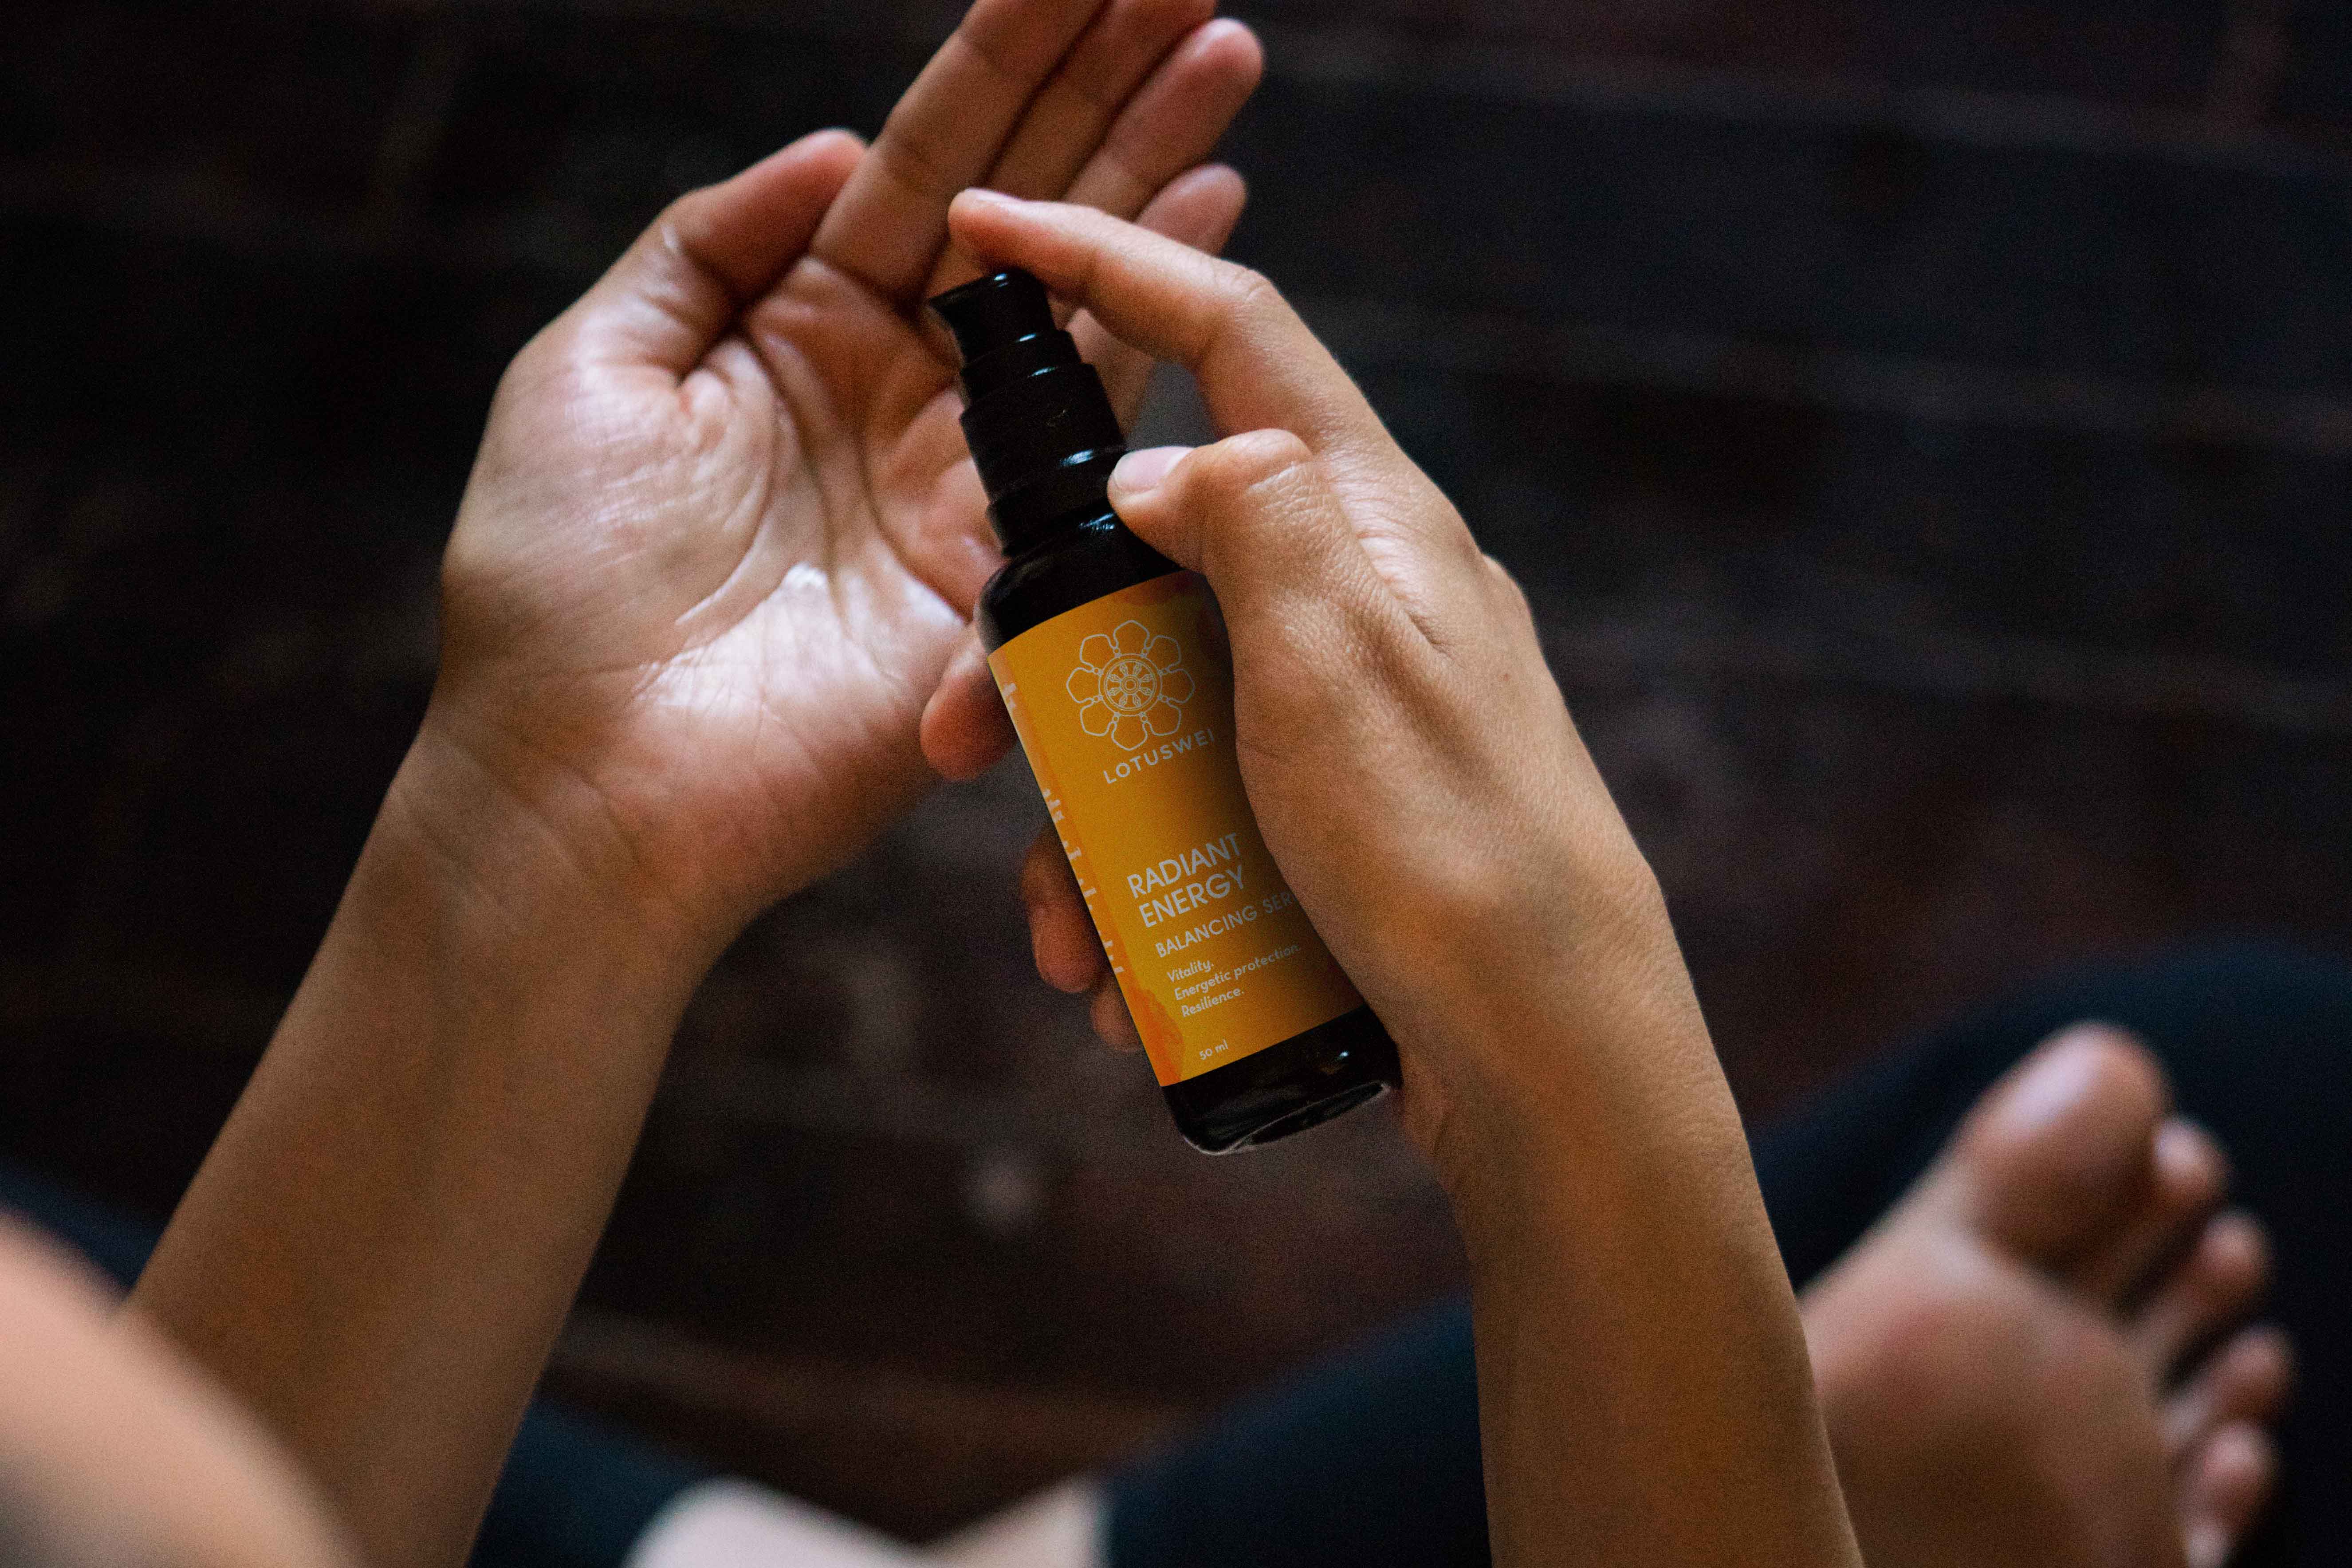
[129,726,714,1568]
[1435,939,1862,1568]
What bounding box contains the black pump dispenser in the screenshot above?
[931,269,1127,554]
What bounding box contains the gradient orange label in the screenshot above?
[991,572,1364,1086]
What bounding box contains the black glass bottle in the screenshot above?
[932,269,1400,1152]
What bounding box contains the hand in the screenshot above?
[924,189,1861,1568]
[416,0,1262,964]
[922,191,1704,1168]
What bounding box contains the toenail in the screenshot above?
[2005,1029,2120,1127]
[2155,1120,2226,1203]
[2240,1323,2294,1378]
[2046,1019,2146,1055]
[2183,1425,2275,1568]
[2226,1326,2297,1406]
[2202,1421,2274,1490]
[2195,1213,2270,1297]
[2208,1212,2266,1267]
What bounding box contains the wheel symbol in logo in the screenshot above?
[1068,621,1194,751]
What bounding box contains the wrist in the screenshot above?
[1400,936,1741,1225]
[373,715,728,1007]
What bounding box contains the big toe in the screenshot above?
[1931,1022,2177,1271]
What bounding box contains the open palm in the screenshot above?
[425,0,1257,945]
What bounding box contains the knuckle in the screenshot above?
[1186,429,1315,505]
[873,124,954,202]
[1172,259,1285,370]
[1218,262,1283,321]
[1482,553,1536,617]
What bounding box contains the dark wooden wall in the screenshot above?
[4,0,2349,1539]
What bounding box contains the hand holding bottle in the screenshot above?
[924,191,1700,1168]
[924,192,1864,1568]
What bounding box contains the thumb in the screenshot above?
[1107,431,1408,677]
[564,129,865,377]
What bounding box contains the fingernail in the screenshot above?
[1110,445,1191,498]
[956,187,1024,210]
[2184,1520,2228,1568]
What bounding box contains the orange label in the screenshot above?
[991,571,1364,1086]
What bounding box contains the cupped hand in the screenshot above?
[923,192,1711,1165]
[418,0,1261,959]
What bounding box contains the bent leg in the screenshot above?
[0,1162,710,1568]
[1755,942,2352,1565]
[1104,943,2352,1567]
[1103,1300,1486,1568]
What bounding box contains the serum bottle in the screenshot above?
[932,269,1400,1152]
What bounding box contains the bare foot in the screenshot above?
[1805,1024,2293,1568]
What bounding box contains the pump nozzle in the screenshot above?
[931,268,1128,554]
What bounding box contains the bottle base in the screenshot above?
[1162,1006,1401,1154]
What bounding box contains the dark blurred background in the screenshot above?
[5,0,2350,1542]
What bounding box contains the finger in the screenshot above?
[2180,1423,2277,1568]
[1106,434,1412,670]
[983,0,1223,208]
[2162,1325,2293,1464]
[1076,164,1249,417]
[947,190,1392,459]
[928,13,1259,298]
[1090,979,1143,1049]
[813,0,1111,303]
[1060,20,1263,224]
[950,190,1491,590]
[921,629,1018,781]
[983,0,1217,197]
[569,129,864,376]
[1021,827,1106,994]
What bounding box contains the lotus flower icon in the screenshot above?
[1067,620,1195,751]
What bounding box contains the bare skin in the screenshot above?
[1806,1024,2292,1568]
[1003,835,2298,1567]
[61,11,2273,1568]
[925,191,1865,1568]
[0,1023,2288,1568]
[112,135,1878,1568]
[129,4,1265,1566]
[0,1221,352,1568]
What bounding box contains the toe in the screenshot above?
[2071,1116,2228,1305]
[2133,1210,2271,1382]
[1935,1022,2171,1269]
[2180,1423,2277,1568]
[2163,1325,2294,1465]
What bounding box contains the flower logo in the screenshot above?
[1067,620,1194,751]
